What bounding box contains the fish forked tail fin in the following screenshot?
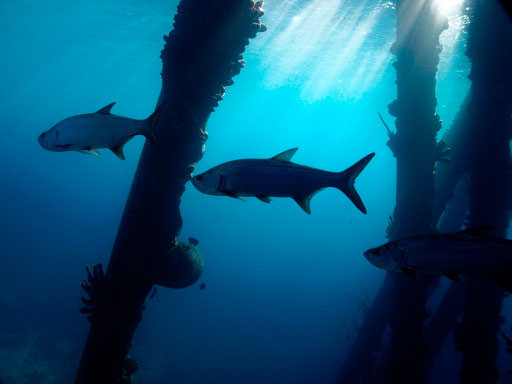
[143,104,164,150]
[337,153,375,214]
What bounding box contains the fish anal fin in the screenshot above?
[271,148,298,162]
[256,195,271,203]
[460,226,496,237]
[293,189,323,214]
[110,144,125,160]
[443,272,461,283]
[96,102,116,115]
[400,267,418,280]
[294,197,311,214]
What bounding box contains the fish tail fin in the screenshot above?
[336,153,375,214]
[143,104,163,150]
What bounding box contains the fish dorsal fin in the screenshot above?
[271,148,298,162]
[96,102,116,115]
[110,144,125,160]
[459,226,495,237]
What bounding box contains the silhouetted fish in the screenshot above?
[188,237,200,246]
[38,102,159,159]
[200,283,206,290]
[192,148,374,214]
[364,227,512,292]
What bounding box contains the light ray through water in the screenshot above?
[253,0,395,101]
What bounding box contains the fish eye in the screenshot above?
[196,174,203,181]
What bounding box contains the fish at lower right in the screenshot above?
[364,227,512,292]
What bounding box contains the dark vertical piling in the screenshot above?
[433,91,472,226]
[336,276,394,383]
[337,1,447,382]
[380,2,447,381]
[75,1,265,383]
[453,2,512,383]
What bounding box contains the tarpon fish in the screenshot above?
[38,102,159,159]
[191,148,375,214]
[364,227,512,292]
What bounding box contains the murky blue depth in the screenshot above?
[0,0,498,383]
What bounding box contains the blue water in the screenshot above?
[0,0,500,383]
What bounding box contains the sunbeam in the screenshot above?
[252,0,395,101]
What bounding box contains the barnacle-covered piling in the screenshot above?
[453,1,512,382]
[338,1,447,382]
[75,1,265,383]
[381,1,447,381]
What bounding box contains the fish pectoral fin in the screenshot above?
[256,195,271,203]
[400,267,418,280]
[96,102,116,115]
[79,148,100,155]
[489,274,512,294]
[110,144,125,160]
[271,148,298,162]
[443,272,462,283]
[88,148,100,156]
[77,150,92,155]
[222,190,246,202]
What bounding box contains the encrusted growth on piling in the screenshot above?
[75,1,265,383]
[338,1,447,382]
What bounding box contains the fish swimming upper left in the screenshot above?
[38,102,159,159]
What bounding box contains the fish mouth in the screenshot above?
[191,176,205,193]
[363,248,377,260]
[38,134,48,149]
[363,249,388,270]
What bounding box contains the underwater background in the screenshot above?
[0,0,510,383]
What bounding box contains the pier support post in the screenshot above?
[75,1,265,382]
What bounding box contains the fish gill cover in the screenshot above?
[0,0,511,384]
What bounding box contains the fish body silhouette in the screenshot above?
[364,227,512,292]
[192,148,374,214]
[38,102,159,159]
